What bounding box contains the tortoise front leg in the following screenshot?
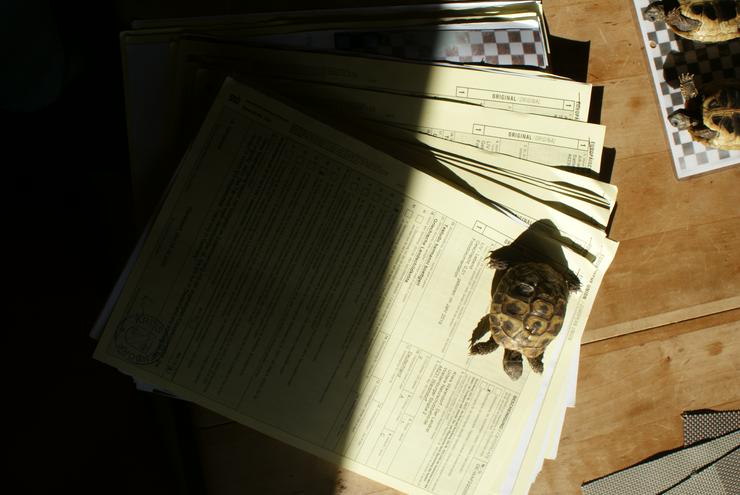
[503,349,523,380]
[470,315,490,343]
[692,128,720,141]
[667,8,702,33]
[678,73,699,101]
[470,337,498,354]
[470,315,499,355]
[470,338,499,355]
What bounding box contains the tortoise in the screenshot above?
[668,73,740,150]
[644,0,740,43]
[469,248,580,381]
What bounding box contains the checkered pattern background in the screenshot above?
[334,29,547,68]
[634,0,740,178]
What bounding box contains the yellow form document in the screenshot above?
[267,80,604,171]
[95,78,614,495]
[357,131,614,250]
[175,40,591,121]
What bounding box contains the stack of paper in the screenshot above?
[94,3,619,494]
[120,0,552,219]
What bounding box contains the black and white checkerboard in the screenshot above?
[633,0,740,178]
[334,29,547,68]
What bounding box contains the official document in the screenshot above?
[174,40,590,120]
[268,80,605,172]
[95,78,615,495]
[399,132,616,229]
[174,66,603,175]
[354,132,613,259]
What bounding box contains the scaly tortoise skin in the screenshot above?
[469,248,580,381]
[669,73,740,150]
[645,0,740,43]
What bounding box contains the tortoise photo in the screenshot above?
[469,247,580,381]
[669,73,740,150]
[644,0,740,43]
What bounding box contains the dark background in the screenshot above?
[4,2,190,493]
[2,2,255,493]
[3,2,417,493]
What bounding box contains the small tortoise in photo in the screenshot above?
[669,73,740,150]
[469,248,580,381]
[644,0,740,43]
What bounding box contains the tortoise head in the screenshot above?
[644,2,666,22]
[668,110,693,130]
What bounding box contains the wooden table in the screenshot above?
[531,0,740,490]
[562,0,740,344]
[175,0,740,492]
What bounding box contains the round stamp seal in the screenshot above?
[114,314,168,365]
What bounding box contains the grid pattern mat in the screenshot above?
[683,410,740,446]
[334,29,547,68]
[581,430,740,494]
[633,0,740,178]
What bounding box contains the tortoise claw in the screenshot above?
[487,255,509,271]
[679,73,698,101]
[564,269,581,292]
[470,338,499,355]
[470,315,491,345]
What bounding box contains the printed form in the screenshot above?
[95,79,615,495]
[384,131,616,229]
[174,40,590,121]
[172,42,601,173]
[358,132,616,256]
[267,80,605,172]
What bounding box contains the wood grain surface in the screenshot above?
[559,0,740,340]
[531,309,740,494]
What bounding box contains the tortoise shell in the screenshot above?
[487,262,568,359]
[669,73,740,150]
[470,254,579,380]
[645,0,739,42]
